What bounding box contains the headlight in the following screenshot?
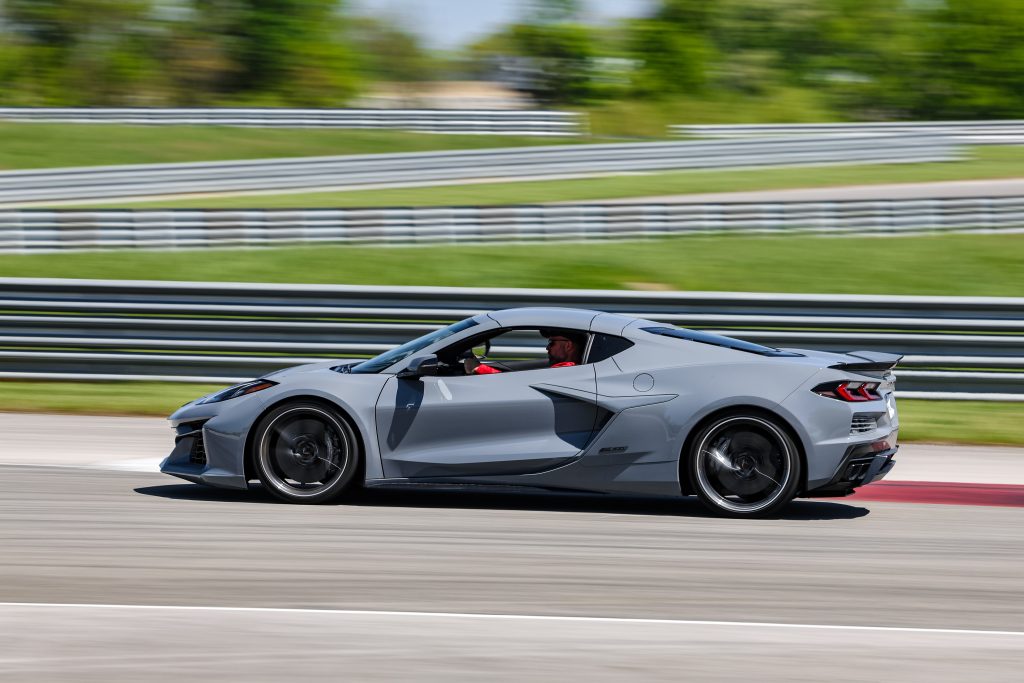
[196,379,278,405]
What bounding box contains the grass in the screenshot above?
[885,400,1024,446]
[581,87,838,138]
[0,123,580,171]
[0,380,1018,445]
[69,145,1024,209]
[0,233,1020,296]
[0,381,226,416]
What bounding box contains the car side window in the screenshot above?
[586,333,634,363]
[484,328,548,364]
[446,327,593,374]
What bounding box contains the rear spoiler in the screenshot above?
[830,351,903,374]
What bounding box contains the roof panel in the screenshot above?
[487,307,600,331]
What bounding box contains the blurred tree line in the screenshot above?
[475,0,1024,119]
[0,0,1022,119]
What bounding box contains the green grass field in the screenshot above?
[1,233,1020,296]
[581,88,838,137]
[0,123,579,171]
[68,146,1024,209]
[0,380,1017,446]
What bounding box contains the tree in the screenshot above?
[626,18,710,96]
[653,0,715,33]
[509,20,596,103]
[0,0,164,104]
[462,1,598,105]
[918,0,1024,118]
[0,0,360,106]
[626,0,715,97]
[349,16,436,84]
[192,0,359,105]
[804,0,925,118]
[708,0,829,88]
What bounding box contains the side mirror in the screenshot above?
[472,339,491,359]
[397,354,439,379]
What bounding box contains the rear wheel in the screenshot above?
[689,413,801,517]
[253,402,361,504]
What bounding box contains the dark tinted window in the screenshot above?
[587,333,634,363]
[642,327,802,357]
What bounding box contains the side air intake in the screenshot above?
[851,414,880,434]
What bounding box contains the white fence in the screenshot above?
[0,107,586,136]
[1,196,1021,251]
[0,134,960,206]
[673,120,1024,144]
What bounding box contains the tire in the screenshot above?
[688,412,802,518]
[252,401,361,504]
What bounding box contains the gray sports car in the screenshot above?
[161,307,901,517]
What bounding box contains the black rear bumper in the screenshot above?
[802,441,898,498]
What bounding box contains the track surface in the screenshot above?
[4,412,1023,484]
[1,414,1023,680]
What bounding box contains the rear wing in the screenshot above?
[830,351,903,374]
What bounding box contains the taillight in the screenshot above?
[813,380,882,402]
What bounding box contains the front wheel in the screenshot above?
[253,402,361,504]
[689,413,801,518]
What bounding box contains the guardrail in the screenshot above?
[0,279,1020,400]
[1,196,1021,251]
[673,120,1024,144]
[0,134,960,206]
[0,107,586,136]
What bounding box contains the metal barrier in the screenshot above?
[0,278,1020,400]
[4,195,1019,251]
[0,134,960,206]
[673,120,1024,144]
[0,107,586,136]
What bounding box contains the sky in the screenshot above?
[350,0,655,49]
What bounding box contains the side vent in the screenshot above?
[175,420,209,466]
[189,436,208,465]
[851,414,880,435]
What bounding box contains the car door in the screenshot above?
[374,363,598,479]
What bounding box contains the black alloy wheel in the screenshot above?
[689,413,801,517]
[253,401,361,504]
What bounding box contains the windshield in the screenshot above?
[349,318,480,374]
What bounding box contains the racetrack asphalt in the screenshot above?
[1,413,1022,681]
[4,412,1023,485]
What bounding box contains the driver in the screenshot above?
[471,329,584,375]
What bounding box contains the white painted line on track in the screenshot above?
[91,457,162,472]
[0,460,160,472]
[2,603,1021,638]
